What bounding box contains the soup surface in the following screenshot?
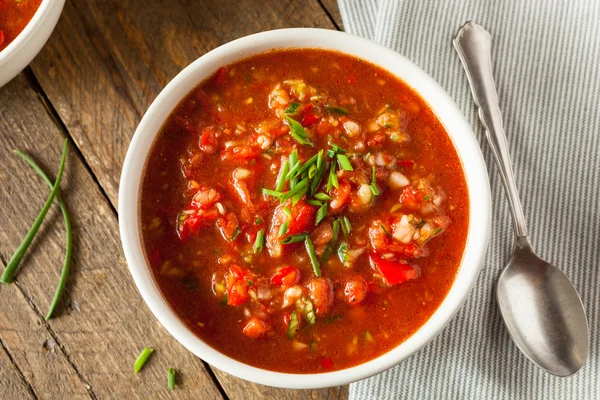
[140,49,469,373]
[0,0,42,52]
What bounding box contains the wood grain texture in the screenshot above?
[0,74,224,399]
[0,332,37,400]
[27,0,349,398]
[318,0,344,29]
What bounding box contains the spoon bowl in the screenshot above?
[497,237,589,376]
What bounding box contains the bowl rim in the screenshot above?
[119,27,491,389]
[0,0,54,63]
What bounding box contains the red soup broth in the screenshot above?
[0,0,43,52]
[139,49,469,373]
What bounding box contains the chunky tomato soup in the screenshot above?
[0,0,42,52]
[140,49,469,373]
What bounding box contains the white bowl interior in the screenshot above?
[119,28,491,388]
[0,0,65,88]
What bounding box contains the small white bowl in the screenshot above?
[119,28,491,389]
[0,0,65,88]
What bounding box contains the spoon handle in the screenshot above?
[453,22,529,238]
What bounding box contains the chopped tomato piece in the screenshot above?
[266,200,316,257]
[179,209,219,241]
[399,186,422,210]
[343,276,368,306]
[330,181,351,211]
[220,145,261,161]
[270,266,300,286]
[321,357,334,370]
[387,242,425,258]
[191,187,221,209]
[301,113,320,126]
[307,277,333,315]
[216,212,239,242]
[367,133,387,147]
[243,317,270,338]
[199,127,219,154]
[226,265,251,306]
[369,253,418,285]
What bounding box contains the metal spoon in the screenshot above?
[453,22,589,376]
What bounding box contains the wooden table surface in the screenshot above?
[0,1,349,399]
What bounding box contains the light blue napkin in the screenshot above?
[338,1,599,398]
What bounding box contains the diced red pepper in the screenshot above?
[242,317,270,338]
[301,113,320,126]
[199,127,218,154]
[270,266,300,286]
[226,265,251,306]
[321,357,334,370]
[287,200,317,236]
[397,159,415,168]
[369,253,418,285]
[216,212,239,242]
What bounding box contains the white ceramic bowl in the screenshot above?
[0,0,65,88]
[119,28,491,389]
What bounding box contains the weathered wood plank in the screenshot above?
[28,0,350,398]
[0,331,37,400]
[318,0,344,30]
[0,74,224,399]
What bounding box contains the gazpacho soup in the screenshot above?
[0,0,43,52]
[140,49,469,373]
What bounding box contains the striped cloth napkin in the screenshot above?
[338,1,599,399]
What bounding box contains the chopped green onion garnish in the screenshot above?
[326,149,336,158]
[433,227,443,235]
[330,141,347,154]
[309,161,327,196]
[337,242,348,263]
[314,192,333,201]
[363,152,371,161]
[380,224,392,237]
[308,164,318,179]
[168,368,176,390]
[282,206,292,218]
[255,217,263,225]
[280,233,308,244]
[327,160,338,191]
[423,195,430,201]
[278,221,289,238]
[134,348,154,373]
[337,154,353,171]
[306,199,324,207]
[231,226,241,241]
[315,204,328,226]
[370,166,380,195]
[320,243,333,263]
[289,149,298,167]
[324,105,349,115]
[285,102,301,115]
[370,183,380,196]
[341,216,352,238]
[305,299,316,325]
[288,311,299,339]
[332,219,340,242]
[287,153,319,180]
[285,116,314,147]
[275,160,290,192]
[416,220,426,228]
[262,188,283,198]
[316,149,324,170]
[281,177,309,201]
[291,185,308,205]
[305,236,321,277]
[253,229,265,253]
